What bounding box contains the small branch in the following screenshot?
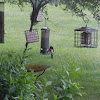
[29,22,34,32]
[21,43,28,64]
[35,0,38,8]
[30,0,35,10]
[30,0,34,5]
[40,1,49,8]
[38,0,51,9]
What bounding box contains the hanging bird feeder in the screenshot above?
[74,26,98,48]
[21,29,39,64]
[25,29,39,43]
[30,10,42,26]
[37,10,42,22]
[0,2,4,43]
[40,27,50,54]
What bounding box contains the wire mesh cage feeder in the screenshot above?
[74,27,98,48]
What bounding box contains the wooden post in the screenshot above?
[0,2,4,43]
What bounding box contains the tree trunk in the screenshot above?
[30,23,33,31]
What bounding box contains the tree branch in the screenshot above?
[30,0,51,31]
[30,0,34,5]
[36,0,50,11]
[30,0,35,10]
[35,0,38,8]
[40,1,49,8]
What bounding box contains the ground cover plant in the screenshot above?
[0,52,82,100]
[0,3,100,100]
[0,53,36,100]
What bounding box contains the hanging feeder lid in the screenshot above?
[75,27,98,32]
[41,27,50,31]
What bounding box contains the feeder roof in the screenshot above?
[75,27,98,32]
[41,27,50,31]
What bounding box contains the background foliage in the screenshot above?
[3,0,100,24]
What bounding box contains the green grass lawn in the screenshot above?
[1,3,100,100]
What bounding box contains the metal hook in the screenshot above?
[82,15,89,26]
[45,18,47,27]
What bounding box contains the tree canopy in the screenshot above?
[4,0,100,27]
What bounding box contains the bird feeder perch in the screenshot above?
[74,27,98,48]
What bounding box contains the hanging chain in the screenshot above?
[82,13,89,27]
[79,0,89,26]
[45,17,47,27]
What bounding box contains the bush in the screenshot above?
[0,52,83,100]
[35,64,83,100]
[0,54,36,100]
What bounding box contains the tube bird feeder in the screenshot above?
[40,27,50,54]
[0,2,4,43]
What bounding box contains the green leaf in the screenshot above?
[61,79,66,86]
[46,81,52,87]
[44,98,48,100]
[4,94,10,100]
[37,83,43,91]
[63,85,66,90]
[66,70,69,76]
[57,87,62,91]
[75,68,80,71]
[43,91,48,98]
[26,84,30,90]
[21,67,25,70]
[53,94,57,100]
[77,92,82,97]
[66,94,72,98]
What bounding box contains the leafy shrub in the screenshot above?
[0,52,83,100]
[0,54,36,100]
[52,66,83,100]
[35,64,83,100]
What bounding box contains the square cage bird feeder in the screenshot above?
[74,27,98,48]
[25,29,39,43]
